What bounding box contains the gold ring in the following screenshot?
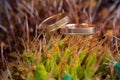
[61,23,96,35]
[39,13,69,32]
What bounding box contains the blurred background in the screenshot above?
[0,0,120,80]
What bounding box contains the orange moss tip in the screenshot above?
[32,65,36,70]
[54,43,59,51]
[46,53,52,59]
[71,63,75,68]
[59,59,67,66]
[105,30,113,38]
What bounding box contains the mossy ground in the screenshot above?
[0,0,120,80]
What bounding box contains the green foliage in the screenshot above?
[84,54,97,78]
[52,51,61,64]
[45,58,57,72]
[35,64,48,80]
[22,52,34,64]
[64,48,71,57]
[79,51,87,64]
[58,39,65,48]
[86,53,97,68]
[21,38,111,80]
[27,72,34,80]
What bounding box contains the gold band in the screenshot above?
[39,13,69,32]
[61,23,96,35]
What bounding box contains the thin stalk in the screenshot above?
[92,0,102,22]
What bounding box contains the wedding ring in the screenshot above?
[38,13,69,32]
[61,23,96,35]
